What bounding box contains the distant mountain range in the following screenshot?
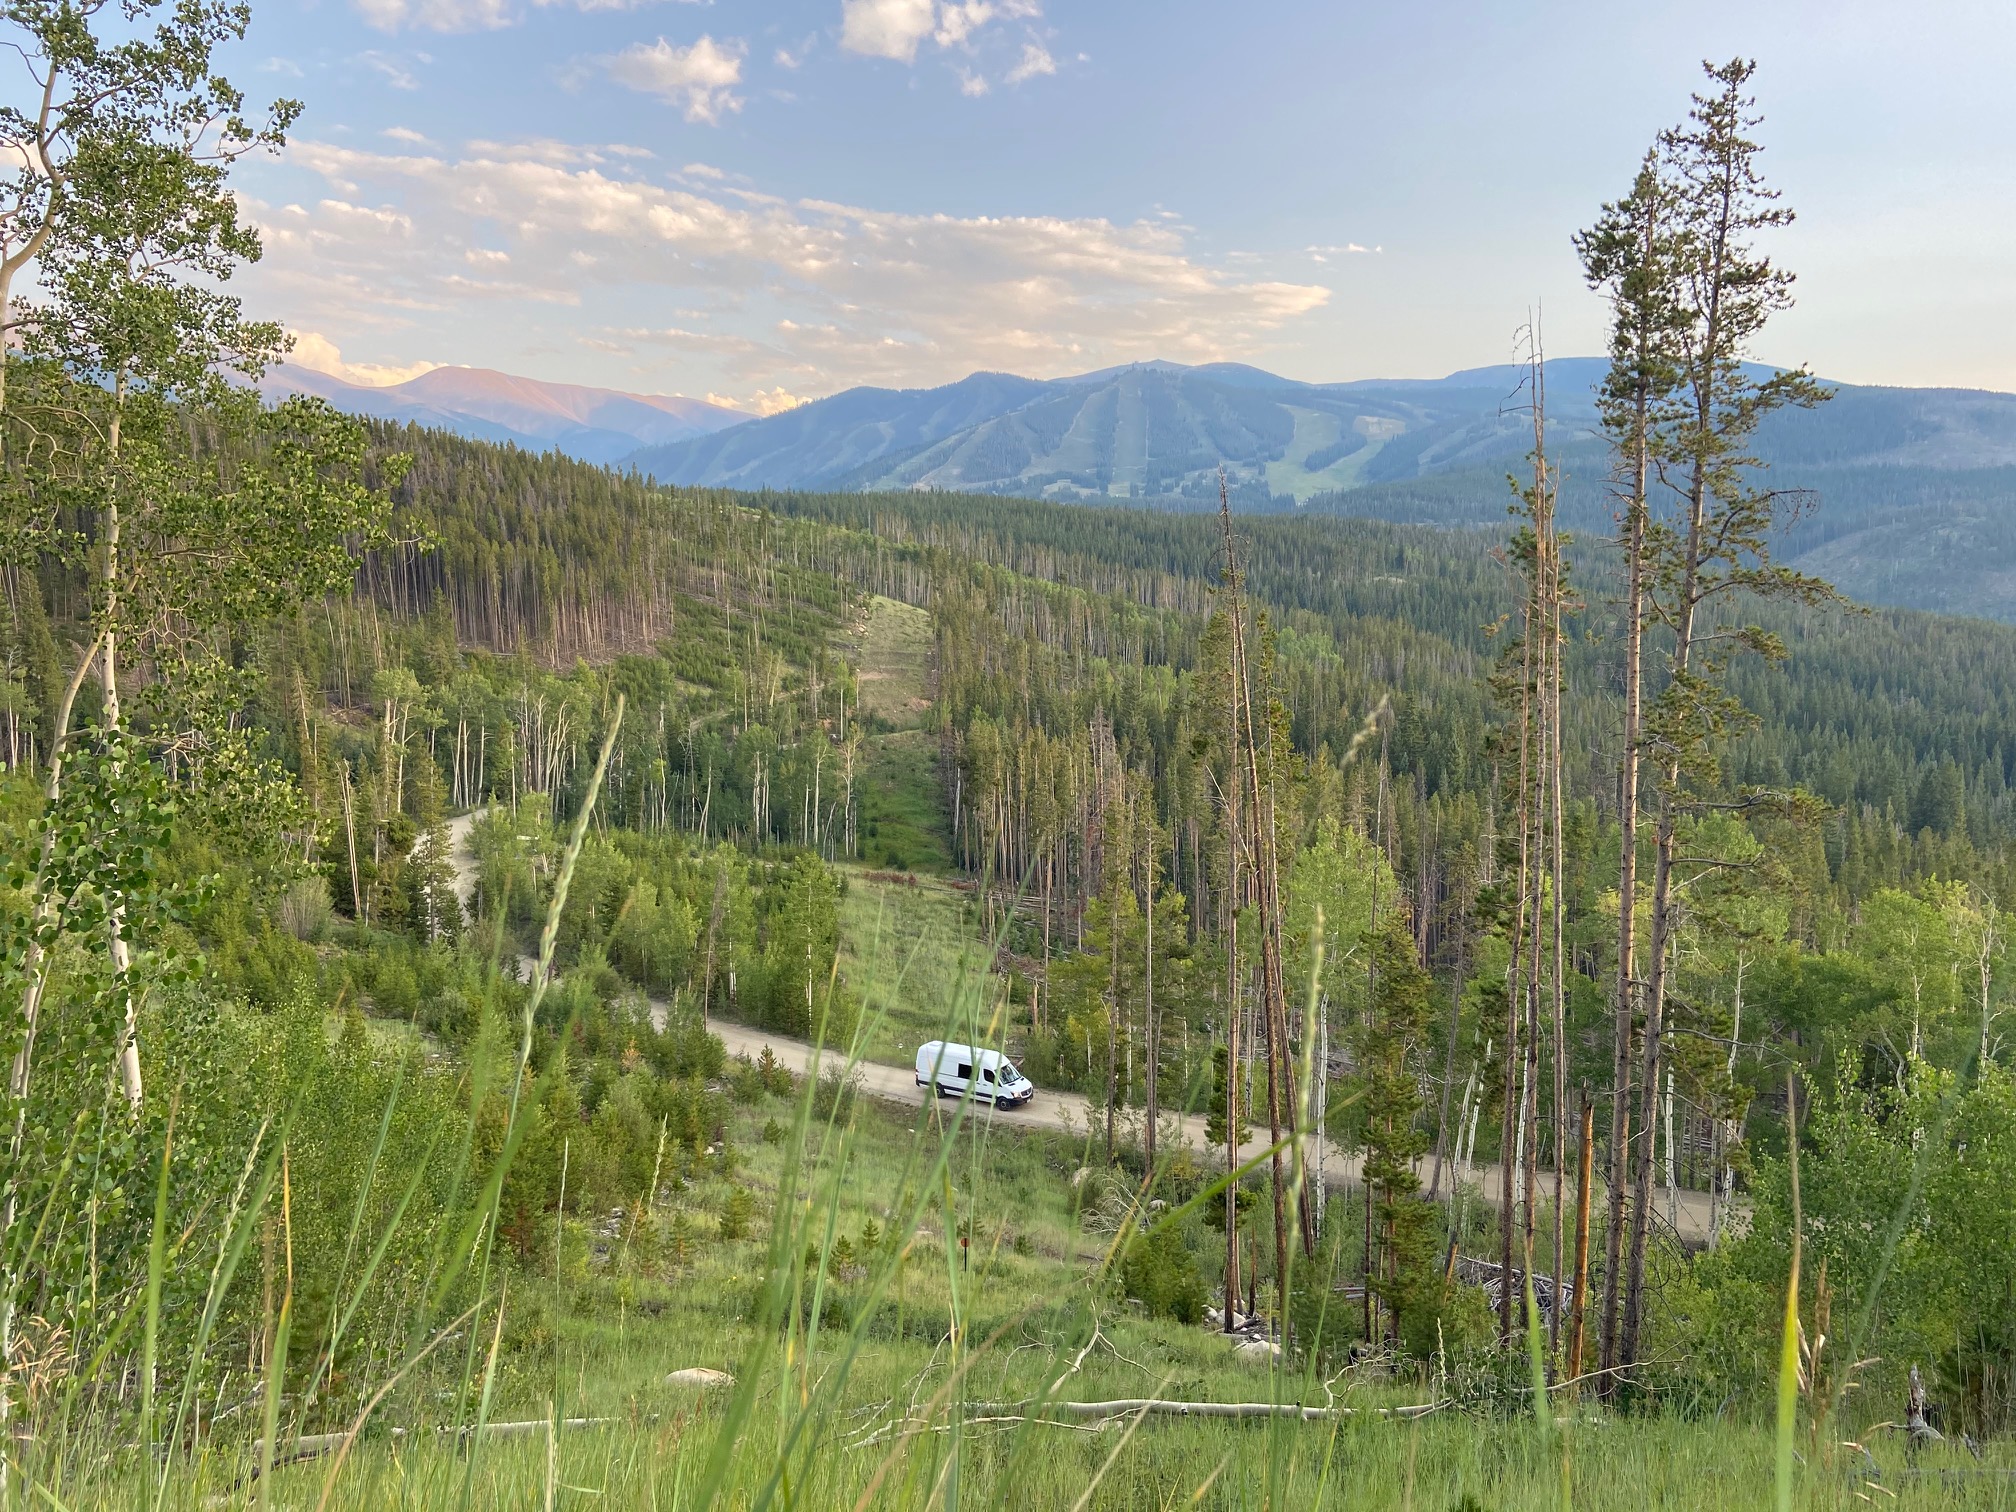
[618,356,2016,505]
[259,364,747,465]
[264,353,2016,623]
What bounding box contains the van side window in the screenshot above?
[957,1063,972,1079]
[982,1068,996,1082]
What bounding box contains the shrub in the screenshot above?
[719,1187,757,1242]
[1120,1220,1207,1324]
[277,875,334,942]
[755,1045,794,1096]
[811,1065,860,1122]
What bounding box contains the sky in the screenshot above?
[214,0,2016,410]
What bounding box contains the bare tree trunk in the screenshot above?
[1144,826,1157,1178]
[1106,852,1120,1167]
[1219,484,1296,1299]
[1546,457,1569,1355]
[1601,378,1651,1383]
[1222,772,1242,1330]
[1427,901,1468,1201]
[99,383,142,1109]
[1500,545,1537,1343]
[1566,1095,1595,1385]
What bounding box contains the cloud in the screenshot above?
[383,125,435,145]
[606,35,745,123]
[245,140,1331,397]
[774,35,815,69]
[355,0,691,32]
[354,0,510,33]
[708,386,804,415]
[355,50,424,88]
[1004,39,1053,82]
[287,331,441,385]
[839,0,936,61]
[933,1,994,48]
[1304,243,1379,264]
[839,1,1053,94]
[261,56,305,77]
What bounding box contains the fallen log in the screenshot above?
[966,1398,1443,1423]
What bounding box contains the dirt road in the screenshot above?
[705,1022,1715,1244]
[446,807,1717,1243]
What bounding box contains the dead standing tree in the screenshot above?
[1576,144,1687,1382]
[1216,478,1310,1325]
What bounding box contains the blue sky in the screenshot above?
[229,0,2016,409]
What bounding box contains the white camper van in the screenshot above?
[914,1041,1033,1107]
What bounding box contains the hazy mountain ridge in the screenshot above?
[266,352,2016,622]
[260,364,749,465]
[621,358,2016,507]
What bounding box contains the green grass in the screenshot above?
[852,595,934,727]
[27,1077,2014,1509]
[129,1414,2016,1511]
[855,729,955,875]
[838,864,1017,1068]
[847,593,956,877]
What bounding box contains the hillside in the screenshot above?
[621,356,2016,499]
[618,358,2016,621]
[260,362,748,464]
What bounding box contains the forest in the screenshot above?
[0,12,2012,1509]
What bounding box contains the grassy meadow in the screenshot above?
[20,1066,2012,1511]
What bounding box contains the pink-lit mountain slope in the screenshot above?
[260,363,748,465]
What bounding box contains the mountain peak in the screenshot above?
[260,362,748,464]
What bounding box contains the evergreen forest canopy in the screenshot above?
[0,21,2013,1510]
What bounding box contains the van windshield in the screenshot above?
[1001,1064,1022,1085]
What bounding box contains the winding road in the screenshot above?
[446,810,1717,1244]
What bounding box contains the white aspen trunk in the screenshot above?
[1663,1069,1679,1233]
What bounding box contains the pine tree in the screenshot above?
[1621,58,1837,1371]
[1358,910,1438,1349]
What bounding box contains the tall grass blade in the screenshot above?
[1775,1071,1803,1512]
[258,1150,295,1511]
[136,1094,175,1512]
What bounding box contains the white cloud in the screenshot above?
[708,386,804,415]
[1305,243,1379,264]
[261,56,305,77]
[840,0,1053,93]
[287,331,441,386]
[606,35,745,123]
[839,0,936,61]
[246,141,1331,397]
[774,35,815,69]
[383,125,434,145]
[354,0,509,33]
[355,0,692,31]
[355,50,424,88]
[464,137,649,166]
[933,2,994,48]
[1004,39,1053,83]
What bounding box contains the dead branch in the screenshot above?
[965,1397,1446,1423]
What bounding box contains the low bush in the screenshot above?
[1120,1219,1208,1324]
